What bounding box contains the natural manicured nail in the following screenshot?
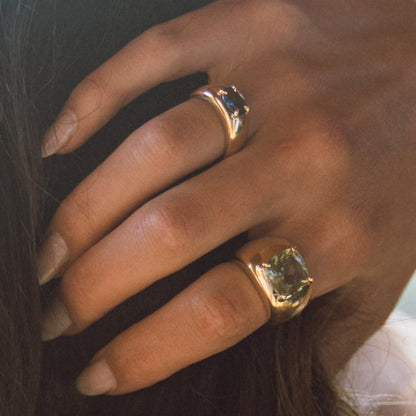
[76,361,117,396]
[37,232,69,285]
[42,110,78,157]
[42,297,72,341]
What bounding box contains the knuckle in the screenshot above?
[143,199,193,253]
[144,20,183,53]
[189,289,245,343]
[70,74,108,111]
[113,347,171,390]
[124,349,158,383]
[56,191,99,239]
[70,70,127,112]
[60,264,94,329]
[133,118,181,167]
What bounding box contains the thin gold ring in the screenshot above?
[191,85,249,157]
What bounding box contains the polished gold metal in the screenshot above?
[191,85,249,157]
[235,236,313,325]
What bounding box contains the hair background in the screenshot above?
[0,0,357,415]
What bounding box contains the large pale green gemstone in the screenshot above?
[264,248,310,306]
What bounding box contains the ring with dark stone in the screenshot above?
[217,86,249,119]
[191,84,250,157]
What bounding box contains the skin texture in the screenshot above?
[38,0,416,396]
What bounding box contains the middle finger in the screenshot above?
[41,141,278,340]
[38,97,251,285]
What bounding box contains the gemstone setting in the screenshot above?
[263,248,311,308]
[218,86,249,118]
[235,237,313,325]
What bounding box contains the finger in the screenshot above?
[41,147,279,340]
[75,262,270,396]
[37,98,226,285]
[41,132,368,341]
[41,0,249,157]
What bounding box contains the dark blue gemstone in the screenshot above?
[220,87,247,116]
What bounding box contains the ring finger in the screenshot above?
[41,139,282,340]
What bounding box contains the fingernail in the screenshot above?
[37,232,69,285]
[42,110,77,157]
[76,361,117,396]
[42,297,72,341]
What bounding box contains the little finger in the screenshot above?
[75,262,269,396]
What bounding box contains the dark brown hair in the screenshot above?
[0,0,358,414]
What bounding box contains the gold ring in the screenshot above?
[191,85,249,157]
[234,237,313,325]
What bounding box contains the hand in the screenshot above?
[38,0,416,396]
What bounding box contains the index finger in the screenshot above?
[41,0,247,157]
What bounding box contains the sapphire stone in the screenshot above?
[220,87,248,117]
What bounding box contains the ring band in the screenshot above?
[234,237,313,325]
[191,85,249,157]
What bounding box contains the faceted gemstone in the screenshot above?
[220,87,248,116]
[264,249,311,306]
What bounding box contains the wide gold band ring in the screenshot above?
[191,85,249,157]
[234,237,313,325]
